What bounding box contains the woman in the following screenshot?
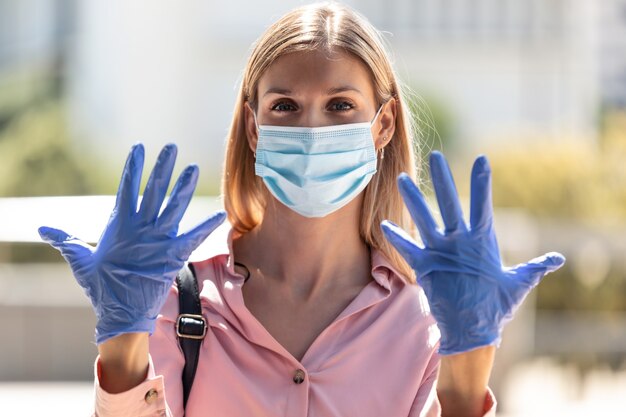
[39,3,564,416]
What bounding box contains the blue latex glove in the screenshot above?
[39,143,226,344]
[381,151,565,355]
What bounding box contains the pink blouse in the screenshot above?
[93,227,496,416]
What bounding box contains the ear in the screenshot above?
[373,98,396,150]
[244,101,258,154]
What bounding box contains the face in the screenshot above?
[245,48,396,152]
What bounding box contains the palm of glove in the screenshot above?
[382,152,565,355]
[39,144,226,344]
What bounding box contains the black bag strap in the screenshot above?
[175,263,206,411]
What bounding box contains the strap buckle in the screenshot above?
[176,314,207,340]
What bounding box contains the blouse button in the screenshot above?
[293,369,305,384]
[144,388,159,404]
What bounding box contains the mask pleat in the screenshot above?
[254,112,380,218]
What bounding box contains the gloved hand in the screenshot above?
[381,151,565,355]
[39,143,226,344]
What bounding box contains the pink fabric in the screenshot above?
[93,227,496,417]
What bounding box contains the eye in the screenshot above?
[270,101,297,112]
[328,100,354,112]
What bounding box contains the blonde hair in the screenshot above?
[222,2,419,283]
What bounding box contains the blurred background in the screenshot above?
[1,0,625,415]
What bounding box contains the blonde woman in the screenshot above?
[40,2,564,416]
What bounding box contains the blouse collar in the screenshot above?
[188,223,404,292]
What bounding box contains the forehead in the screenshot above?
[257,48,375,97]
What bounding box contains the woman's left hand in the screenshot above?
[381,151,565,355]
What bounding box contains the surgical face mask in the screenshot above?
[254,107,382,218]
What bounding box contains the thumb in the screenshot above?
[178,211,227,257]
[511,251,566,288]
[380,220,425,271]
[38,226,94,262]
[38,226,72,246]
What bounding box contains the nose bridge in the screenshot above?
[300,101,325,128]
[302,112,322,128]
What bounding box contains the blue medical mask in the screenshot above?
[254,107,382,218]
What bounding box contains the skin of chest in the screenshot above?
[240,274,369,362]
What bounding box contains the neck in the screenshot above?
[233,196,372,300]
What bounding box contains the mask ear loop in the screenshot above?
[372,104,387,164]
[252,111,260,132]
[369,104,384,126]
[251,108,260,159]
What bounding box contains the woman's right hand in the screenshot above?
[39,143,226,344]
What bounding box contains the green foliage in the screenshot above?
[0,99,106,197]
[487,139,626,223]
[407,92,455,151]
[538,266,626,311]
[405,88,456,182]
[0,67,50,122]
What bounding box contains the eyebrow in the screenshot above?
[261,85,365,97]
[325,86,364,96]
[263,87,293,97]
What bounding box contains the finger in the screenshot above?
[157,164,199,233]
[38,226,94,263]
[380,220,425,271]
[469,155,494,232]
[38,226,71,246]
[396,173,440,246]
[139,143,178,223]
[114,144,145,217]
[429,151,467,233]
[512,252,566,287]
[177,211,227,257]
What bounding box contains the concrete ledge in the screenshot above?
[0,304,97,381]
[0,264,97,380]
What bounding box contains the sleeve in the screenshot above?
[93,286,186,417]
[407,350,442,417]
[407,353,497,417]
[93,354,172,417]
[480,388,497,417]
